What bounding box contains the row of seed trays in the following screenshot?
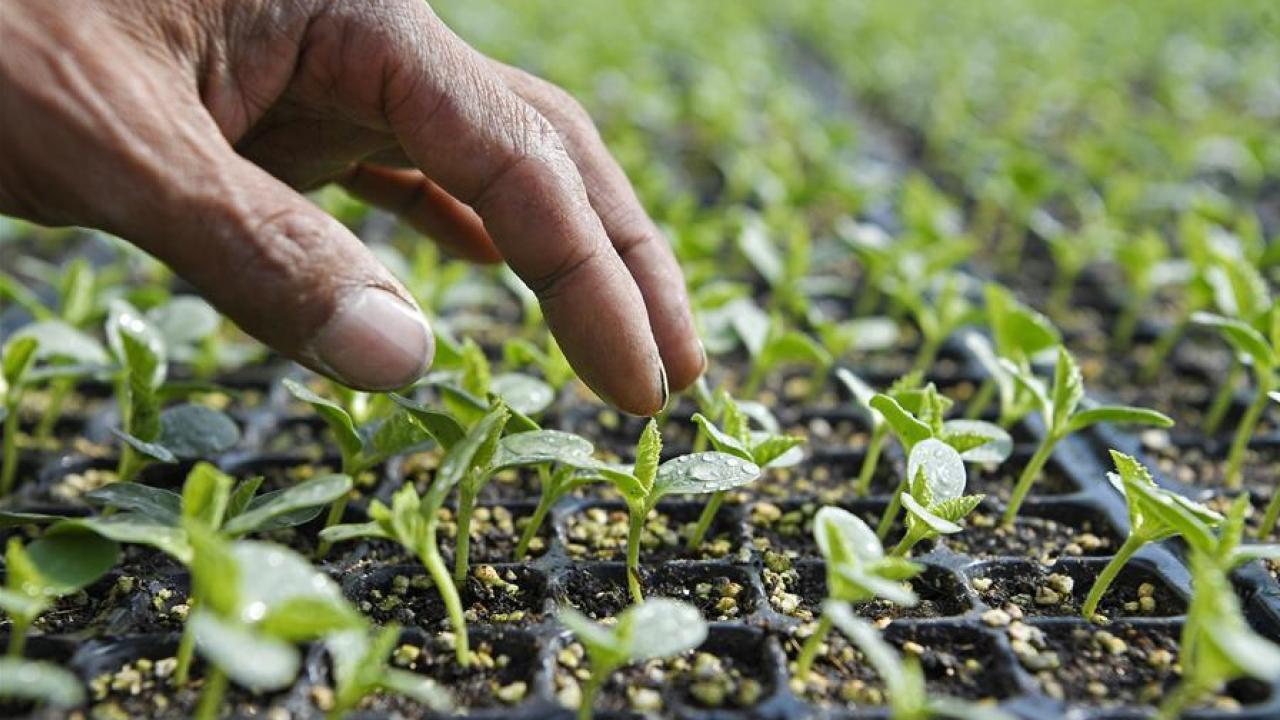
[3,1,1280,719]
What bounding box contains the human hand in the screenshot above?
[0,0,703,415]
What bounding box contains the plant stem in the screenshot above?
[626,503,647,604]
[577,663,614,720]
[687,491,725,550]
[6,619,29,658]
[1224,384,1271,490]
[175,600,198,685]
[194,666,228,720]
[1111,299,1142,353]
[793,613,834,683]
[1155,678,1204,720]
[453,486,477,588]
[910,336,940,376]
[1202,358,1240,437]
[115,446,144,484]
[1,406,20,495]
[314,495,349,558]
[876,478,907,540]
[1001,435,1059,527]
[515,489,556,560]
[34,377,72,441]
[1259,489,1280,541]
[965,378,996,421]
[420,526,469,666]
[1081,534,1144,620]
[1140,316,1187,383]
[890,530,922,557]
[853,425,886,497]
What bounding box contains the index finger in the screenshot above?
[368,3,667,414]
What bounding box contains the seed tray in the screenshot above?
[5,336,1280,720]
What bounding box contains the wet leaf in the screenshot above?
[906,438,967,502]
[652,452,760,497]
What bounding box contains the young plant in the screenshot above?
[0,336,39,495]
[736,211,813,321]
[890,439,985,557]
[1155,550,1280,720]
[503,333,576,391]
[1262,393,1280,539]
[106,301,240,482]
[559,598,708,720]
[324,625,451,719]
[513,453,600,561]
[1081,451,1223,620]
[1111,228,1172,351]
[868,384,1010,538]
[717,297,832,397]
[1191,304,1277,488]
[183,526,364,720]
[688,393,804,548]
[1000,347,1173,526]
[793,507,922,683]
[834,369,924,497]
[0,528,119,657]
[427,336,555,423]
[823,601,1014,720]
[577,420,762,602]
[964,283,1061,425]
[320,405,512,665]
[893,272,982,375]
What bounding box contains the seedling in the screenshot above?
[1,336,39,495]
[1081,451,1222,620]
[714,297,831,397]
[503,333,576,391]
[1191,305,1277,488]
[106,301,240,482]
[559,598,708,720]
[1000,347,1173,526]
[833,368,924,497]
[824,601,1013,720]
[1262,393,1280,539]
[688,392,804,548]
[964,283,1060,425]
[890,439,985,557]
[576,420,761,602]
[512,444,602,560]
[893,272,982,374]
[0,657,84,710]
[793,507,922,683]
[868,383,1010,538]
[1111,228,1172,351]
[324,626,451,719]
[0,528,119,658]
[183,526,364,720]
[426,336,554,423]
[736,211,813,320]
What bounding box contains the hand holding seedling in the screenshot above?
[0,0,704,416]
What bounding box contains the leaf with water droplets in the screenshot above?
[906,438,967,503]
[230,541,346,625]
[491,430,595,471]
[651,452,761,498]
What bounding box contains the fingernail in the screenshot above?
[656,362,670,415]
[309,287,433,390]
[697,339,708,375]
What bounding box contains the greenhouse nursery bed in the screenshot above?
[3,2,1280,720]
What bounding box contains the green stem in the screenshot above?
[1202,359,1240,437]
[1141,316,1187,383]
[35,377,72,441]
[1259,489,1280,541]
[420,524,469,666]
[453,486,477,588]
[577,662,615,720]
[743,364,765,399]
[853,425,886,497]
[1224,384,1270,490]
[515,489,556,560]
[965,378,996,421]
[6,619,29,658]
[1001,435,1059,527]
[1111,299,1142,353]
[1155,678,1204,720]
[626,503,648,604]
[890,529,922,557]
[794,613,834,684]
[1048,271,1074,319]
[1,406,20,495]
[314,495,349,558]
[1081,534,1145,620]
[115,446,145,483]
[687,491,725,550]
[910,336,941,376]
[175,600,198,685]
[876,477,907,540]
[194,666,228,720]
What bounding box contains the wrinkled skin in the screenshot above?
[0,0,703,415]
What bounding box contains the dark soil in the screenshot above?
[941,505,1122,562]
[347,564,547,627]
[550,562,759,621]
[562,502,747,564]
[765,560,971,621]
[965,559,1186,619]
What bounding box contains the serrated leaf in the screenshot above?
[85,482,182,524]
[652,452,761,497]
[222,474,352,536]
[749,433,805,468]
[691,413,751,459]
[1050,347,1084,432]
[633,420,662,492]
[191,610,300,691]
[0,657,85,707]
[282,378,363,461]
[901,493,963,534]
[435,405,510,499]
[932,494,984,523]
[365,410,432,468]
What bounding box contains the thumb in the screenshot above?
[121,134,433,391]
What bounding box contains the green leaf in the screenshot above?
[560,607,629,662]
[652,452,761,498]
[491,372,554,416]
[256,595,363,641]
[868,394,932,451]
[984,283,1060,360]
[12,320,109,366]
[17,527,118,600]
[1067,405,1173,434]
[1049,347,1084,432]
[1192,312,1275,369]
[491,430,596,471]
[906,438,967,502]
[228,540,347,625]
[749,433,805,468]
[364,410,432,469]
[901,493,963,535]
[191,610,300,691]
[759,329,833,370]
[154,404,241,459]
[390,394,466,449]
[0,657,85,707]
[435,405,510,499]
[690,413,751,459]
[931,494,985,523]
[379,669,452,712]
[622,598,708,661]
[112,429,177,463]
[1124,480,1219,555]
[0,511,61,528]
[835,368,881,425]
[281,378,362,461]
[222,474,352,536]
[226,476,264,520]
[57,515,191,563]
[85,482,182,524]
[633,420,662,492]
[941,420,1013,464]
[319,521,390,546]
[186,521,240,616]
[182,462,233,529]
[830,564,919,606]
[813,506,884,564]
[147,296,220,355]
[1,336,39,393]
[106,299,166,391]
